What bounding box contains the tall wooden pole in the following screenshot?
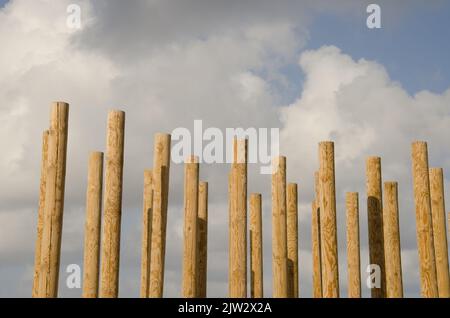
[100,110,125,298]
[318,141,339,298]
[346,192,361,298]
[82,152,104,298]
[149,133,171,298]
[411,141,438,297]
[272,156,288,298]
[182,156,199,298]
[197,181,208,298]
[287,183,299,298]
[38,102,69,298]
[383,182,403,298]
[250,193,263,298]
[32,131,49,297]
[312,171,322,298]
[140,170,153,298]
[429,168,450,298]
[229,138,247,298]
[366,156,386,298]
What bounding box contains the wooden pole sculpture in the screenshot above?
[38,102,69,298]
[250,193,263,298]
[197,181,208,298]
[346,192,361,298]
[366,156,386,298]
[429,168,450,298]
[32,131,49,297]
[411,141,438,297]
[229,138,248,298]
[272,156,288,298]
[100,110,125,298]
[318,141,339,298]
[149,133,171,297]
[287,183,299,298]
[140,170,153,297]
[182,156,199,298]
[82,152,104,298]
[312,171,322,298]
[383,182,403,298]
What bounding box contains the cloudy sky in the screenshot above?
[1,0,450,298]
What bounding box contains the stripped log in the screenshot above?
[82,152,104,298]
[318,141,339,298]
[197,181,208,298]
[100,110,125,298]
[287,183,299,298]
[250,193,263,298]
[411,141,438,297]
[346,192,361,298]
[140,170,153,297]
[312,171,322,298]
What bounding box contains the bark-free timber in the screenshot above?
[346,192,361,298]
[411,141,438,297]
[312,171,322,298]
[140,170,153,297]
[272,156,288,298]
[38,102,69,298]
[100,110,125,298]
[197,181,208,298]
[318,142,339,297]
[82,152,104,298]
[287,183,299,298]
[383,182,403,298]
[250,193,263,298]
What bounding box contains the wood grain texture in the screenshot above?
[411,141,438,297]
[383,182,403,298]
[429,168,450,298]
[149,133,171,298]
[140,170,153,298]
[346,192,361,298]
[82,152,104,298]
[318,142,339,298]
[366,156,386,298]
[32,131,49,297]
[197,181,208,298]
[287,183,299,298]
[312,200,323,298]
[229,138,248,298]
[38,102,69,298]
[182,156,199,298]
[272,156,288,298]
[100,110,125,298]
[250,193,263,298]
[312,171,322,298]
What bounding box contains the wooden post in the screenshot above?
[287,183,299,298]
[429,168,450,298]
[346,192,361,298]
[272,156,288,298]
[38,102,69,298]
[100,110,125,298]
[312,171,322,298]
[149,133,171,298]
[182,156,199,298]
[197,181,208,298]
[32,131,49,297]
[229,138,248,298]
[318,141,339,298]
[366,156,386,298]
[250,193,263,298]
[140,170,153,298]
[383,182,403,298]
[82,152,104,298]
[411,141,438,297]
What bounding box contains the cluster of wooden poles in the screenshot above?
[31,102,450,298]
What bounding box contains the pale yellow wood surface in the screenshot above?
[383,182,403,298]
[250,193,263,298]
[197,181,208,298]
[411,141,438,297]
[272,156,288,298]
[287,183,299,298]
[140,170,153,297]
[312,171,322,298]
[100,110,125,298]
[82,152,104,298]
[318,142,339,298]
[346,192,361,298]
